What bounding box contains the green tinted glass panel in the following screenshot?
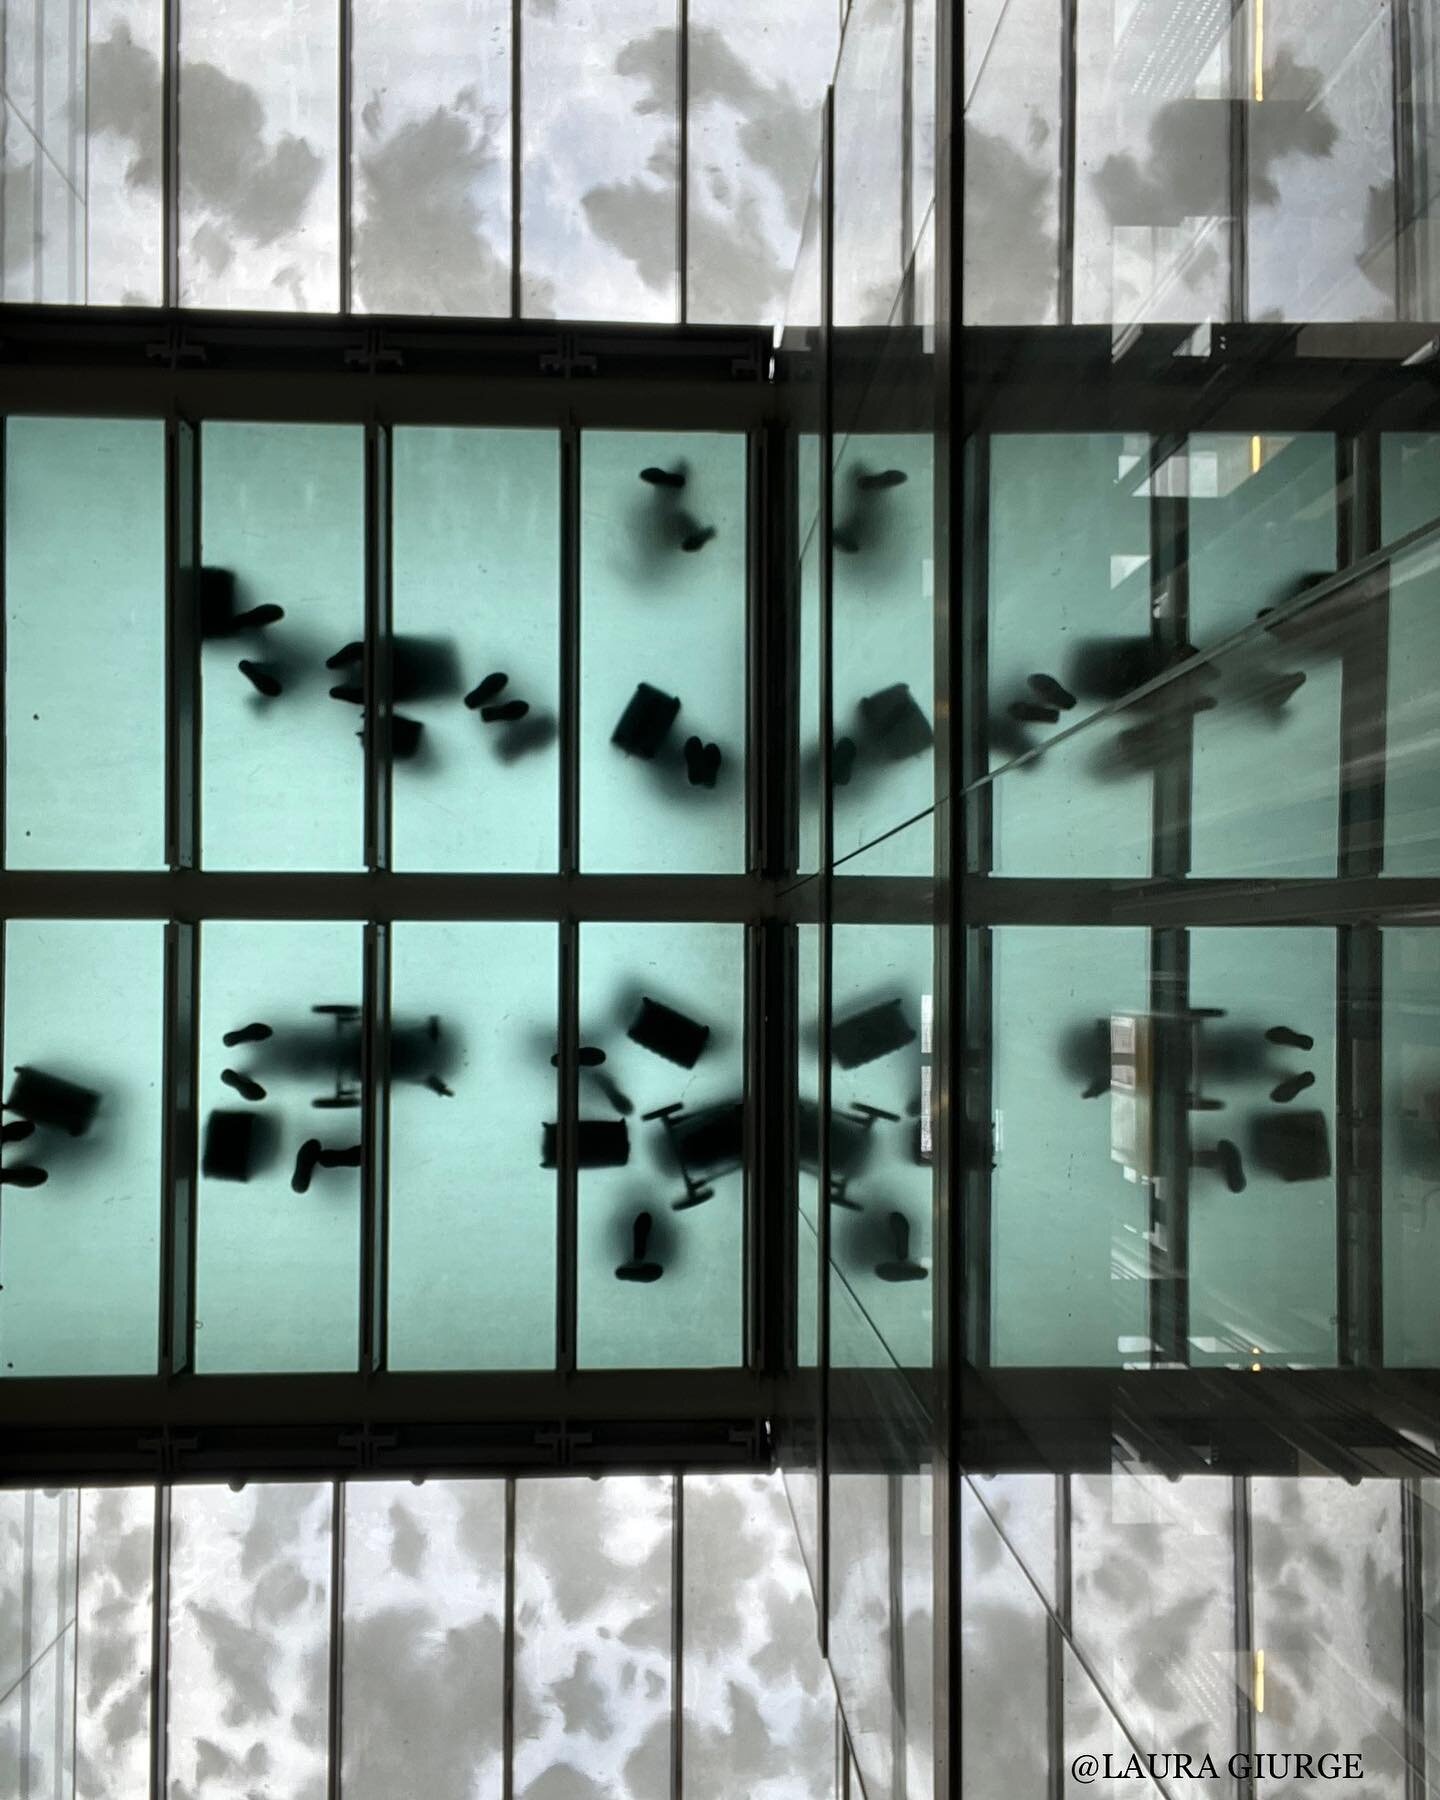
[1382,433,1440,875]
[1383,927,1440,1364]
[576,922,744,1368]
[580,432,746,873]
[988,435,1152,876]
[832,431,934,873]
[194,921,362,1371]
[5,417,165,869]
[991,926,1149,1365]
[1188,434,1340,878]
[797,918,821,1371]
[797,434,822,876]
[0,920,163,1374]
[1187,928,1337,1366]
[201,423,365,871]
[391,428,560,872]
[388,922,557,1370]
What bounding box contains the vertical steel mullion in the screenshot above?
[670,1473,684,1800]
[360,921,390,1377]
[502,1477,516,1800]
[160,920,198,1377]
[887,1473,909,1800]
[900,0,915,323]
[0,417,7,870]
[326,1480,345,1800]
[148,1484,172,1800]
[1392,0,1417,320]
[21,1488,34,1800]
[166,417,200,873]
[32,0,43,303]
[510,0,522,319]
[1046,1474,1071,1800]
[363,421,392,875]
[68,1492,80,1800]
[1401,1480,1426,1800]
[556,419,581,1373]
[1148,433,1191,1367]
[741,430,761,1372]
[1228,7,1250,322]
[338,0,353,316]
[1231,1475,1255,1800]
[677,0,688,324]
[162,0,180,307]
[815,84,835,1664]
[1057,0,1079,323]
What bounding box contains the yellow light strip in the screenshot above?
[1254,1648,1266,1713]
[1251,434,1263,474]
[1254,0,1265,101]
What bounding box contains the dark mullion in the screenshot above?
[1401,1479,1427,1800]
[555,919,580,1375]
[148,1483,172,1800]
[326,1479,345,1800]
[165,417,200,872]
[510,0,522,320]
[338,0,353,316]
[0,419,7,870]
[502,1477,516,1800]
[363,422,393,875]
[1057,0,1079,323]
[1228,8,1250,323]
[1231,1475,1255,1800]
[19,1488,32,1797]
[1148,433,1191,1367]
[159,920,199,1377]
[359,921,391,1378]
[900,0,915,325]
[1392,1,1418,320]
[559,427,581,876]
[1045,1474,1071,1800]
[162,0,181,308]
[677,0,689,325]
[816,86,835,1664]
[887,1472,909,1800]
[670,1473,684,1800]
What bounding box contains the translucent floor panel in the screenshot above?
[797,919,821,1370]
[194,921,362,1372]
[178,0,339,309]
[1382,928,1440,1364]
[832,0,905,328]
[391,428,561,872]
[827,1468,894,1797]
[987,435,1153,877]
[6,417,165,869]
[1188,435,1341,877]
[682,1472,834,1800]
[341,1480,506,1800]
[513,1475,672,1800]
[1061,1632,1171,1800]
[1187,928,1337,1367]
[166,1483,331,1799]
[964,1471,1057,1609]
[1073,0,1231,328]
[388,923,557,1371]
[0,1489,79,1797]
[685,0,836,327]
[1070,1475,1236,1800]
[1,919,164,1375]
[520,0,678,323]
[1382,435,1440,875]
[579,431,746,873]
[961,0,1062,326]
[75,1486,154,1800]
[797,437,822,877]
[200,423,365,871]
[86,0,165,306]
[829,921,933,1370]
[1249,1479,1406,1794]
[350,0,511,317]
[1245,0,1397,324]
[900,1469,935,1799]
[991,927,1150,1366]
[831,432,935,874]
[576,923,744,1368]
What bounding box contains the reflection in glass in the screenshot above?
[796,435,822,875]
[832,0,905,328]
[341,1480,506,1800]
[351,0,511,317]
[194,921,362,1373]
[1382,434,1440,876]
[1382,927,1440,1365]
[391,428,560,872]
[513,1476,672,1800]
[178,0,339,309]
[86,0,166,305]
[75,1486,155,1798]
[580,432,746,873]
[960,1479,1052,1800]
[520,0,678,322]
[6,417,166,870]
[576,923,744,1369]
[0,1488,79,1796]
[388,923,557,1371]
[167,1483,331,1798]
[200,423,365,872]
[1,920,164,1375]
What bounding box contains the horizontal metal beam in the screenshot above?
[963,874,1440,929]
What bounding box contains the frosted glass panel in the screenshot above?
[1188,434,1341,878]
[1382,434,1440,876]
[194,921,362,1373]
[520,0,678,323]
[75,1486,155,1799]
[0,1488,79,1796]
[513,1476,672,1800]
[392,428,560,872]
[200,423,365,872]
[6,417,165,869]
[178,0,339,309]
[987,435,1153,876]
[86,0,166,306]
[580,431,746,873]
[1,920,163,1375]
[351,0,511,316]
[686,0,836,326]
[576,923,744,1369]
[991,926,1149,1365]
[341,1480,506,1800]
[167,1483,331,1799]
[1382,927,1440,1365]
[832,0,905,328]
[388,923,557,1371]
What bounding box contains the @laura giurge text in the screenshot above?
[1069,1752,1364,1783]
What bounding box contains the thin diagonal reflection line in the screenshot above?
[0,85,86,204]
[0,1617,77,1714]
